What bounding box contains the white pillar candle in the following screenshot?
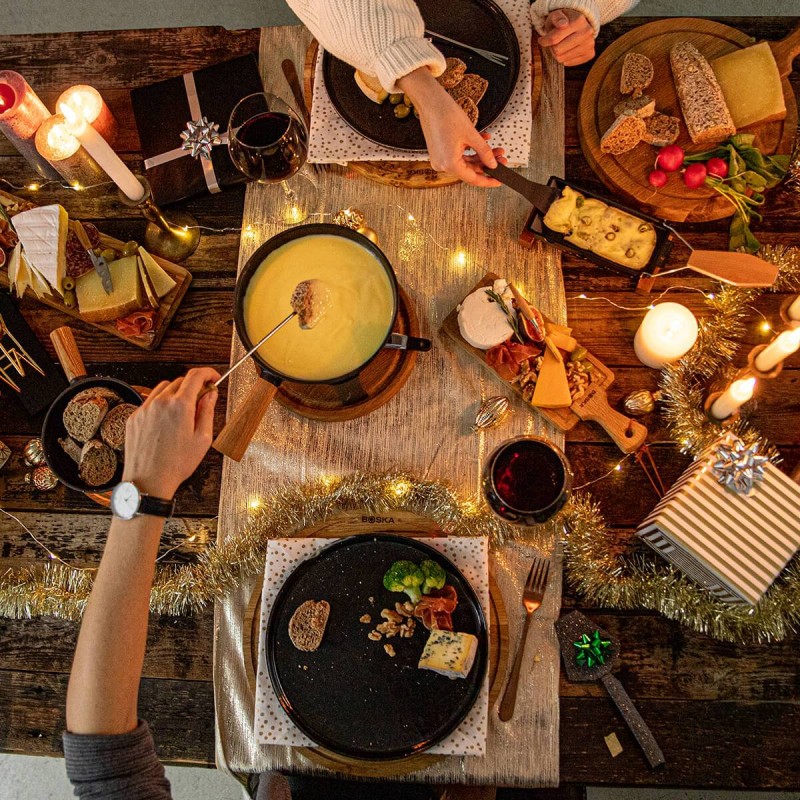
[57,84,118,145]
[787,295,800,322]
[710,377,756,420]
[59,102,144,202]
[633,302,699,369]
[35,113,105,186]
[754,328,800,372]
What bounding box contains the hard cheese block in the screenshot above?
[76,256,144,322]
[712,42,786,128]
[418,629,479,679]
[137,247,176,298]
[532,346,571,408]
[12,204,68,296]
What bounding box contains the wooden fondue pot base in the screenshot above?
[275,285,420,421]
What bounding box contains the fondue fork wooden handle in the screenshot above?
[212,377,279,462]
[770,21,800,78]
[50,326,88,382]
[571,388,648,454]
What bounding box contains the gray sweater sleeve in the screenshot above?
[63,720,172,800]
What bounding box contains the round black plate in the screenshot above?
[266,534,488,760]
[322,0,521,152]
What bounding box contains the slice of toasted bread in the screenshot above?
[613,94,656,119]
[455,96,479,125]
[288,600,330,652]
[600,113,645,155]
[100,402,136,450]
[58,436,83,464]
[448,74,488,106]
[72,386,122,406]
[436,57,467,89]
[642,112,681,147]
[78,439,118,487]
[620,52,654,97]
[63,396,109,443]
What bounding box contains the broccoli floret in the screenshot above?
[420,559,446,594]
[383,560,424,604]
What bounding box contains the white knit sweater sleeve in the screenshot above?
[530,0,640,36]
[285,0,446,93]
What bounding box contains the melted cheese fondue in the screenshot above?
[243,234,395,381]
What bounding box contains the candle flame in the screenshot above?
[730,377,756,402]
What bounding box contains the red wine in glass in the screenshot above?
[482,437,572,525]
[229,111,308,183]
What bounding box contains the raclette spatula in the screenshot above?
[555,611,665,769]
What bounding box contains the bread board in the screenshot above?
[441,273,647,453]
[0,188,191,350]
[578,18,798,223]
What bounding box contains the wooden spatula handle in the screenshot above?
[770,21,800,78]
[212,376,278,462]
[601,673,665,769]
[572,389,648,454]
[50,326,88,382]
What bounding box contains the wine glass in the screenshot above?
[228,92,317,224]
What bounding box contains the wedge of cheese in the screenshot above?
[532,346,572,408]
[76,256,144,322]
[546,330,578,354]
[12,204,68,295]
[418,629,478,680]
[138,247,176,299]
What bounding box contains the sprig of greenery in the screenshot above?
[485,289,524,343]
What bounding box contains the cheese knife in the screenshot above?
[71,220,113,294]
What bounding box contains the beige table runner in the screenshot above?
[213,24,565,787]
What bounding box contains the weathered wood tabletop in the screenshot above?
[0,18,798,793]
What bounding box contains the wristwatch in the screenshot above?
[110,481,175,520]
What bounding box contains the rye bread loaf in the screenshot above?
[72,386,122,406]
[613,95,656,119]
[59,436,83,464]
[78,439,118,487]
[670,41,735,144]
[642,112,681,146]
[288,600,330,652]
[63,395,109,442]
[100,403,136,450]
[620,52,654,97]
[455,96,479,125]
[448,74,488,105]
[600,113,646,155]
[437,57,467,89]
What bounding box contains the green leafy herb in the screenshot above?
[485,288,524,344]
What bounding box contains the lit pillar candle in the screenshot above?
[754,328,800,372]
[0,70,60,180]
[633,302,699,369]
[57,85,118,145]
[787,295,800,322]
[710,377,756,420]
[59,102,145,202]
[35,114,106,186]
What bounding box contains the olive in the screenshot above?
[63,288,77,308]
[122,240,139,257]
[92,247,103,256]
[638,223,652,233]
[394,103,411,119]
[389,93,403,105]
[625,248,636,258]
[403,93,413,107]
[62,276,75,291]
[605,232,616,240]
[413,107,420,119]
[582,361,594,373]
[100,248,117,262]
[570,346,588,362]
[580,216,591,225]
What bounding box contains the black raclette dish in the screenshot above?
[521,176,674,278]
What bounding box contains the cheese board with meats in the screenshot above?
[441,273,647,454]
[0,188,191,350]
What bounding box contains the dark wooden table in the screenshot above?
[0,18,798,794]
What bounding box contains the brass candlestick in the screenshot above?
[740,344,784,381]
[118,177,200,263]
[703,391,742,426]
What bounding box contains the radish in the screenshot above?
[648,169,668,188]
[706,157,729,178]
[656,145,685,173]
[683,163,708,189]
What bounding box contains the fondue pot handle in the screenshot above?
[212,376,279,462]
[385,333,432,352]
[50,326,89,383]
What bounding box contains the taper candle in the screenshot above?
[754,328,800,372]
[633,302,699,369]
[0,70,60,180]
[710,377,756,420]
[787,295,800,322]
[59,102,145,202]
[57,85,118,145]
[35,114,106,186]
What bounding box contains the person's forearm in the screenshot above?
[66,515,164,735]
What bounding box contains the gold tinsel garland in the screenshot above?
[0,472,535,621]
[562,245,800,644]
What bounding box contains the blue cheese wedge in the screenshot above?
[457,279,515,350]
[12,204,68,295]
[418,629,479,680]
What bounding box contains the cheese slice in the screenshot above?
[138,247,176,299]
[712,43,786,129]
[12,204,68,295]
[418,629,478,680]
[545,320,573,337]
[137,255,160,309]
[76,255,144,322]
[532,346,572,408]
[546,330,578,353]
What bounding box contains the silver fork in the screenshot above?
[424,29,509,66]
[498,556,551,721]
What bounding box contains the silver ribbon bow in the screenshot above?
[180,116,222,160]
[711,433,769,495]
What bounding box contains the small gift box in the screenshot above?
[637,434,800,606]
[130,54,264,206]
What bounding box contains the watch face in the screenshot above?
[112,481,140,520]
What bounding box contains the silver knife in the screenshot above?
[73,220,113,294]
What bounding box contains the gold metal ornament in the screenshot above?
[22,437,45,467]
[472,396,511,432]
[623,390,661,417]
[0,439,10,471]
[25,465,58,491]
[332,207,365,230]
[356,225,379,244]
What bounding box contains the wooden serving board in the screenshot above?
[303,39,543,189]
[242,516,509,778]
[578,18,798,223]
[441,273,647,453]
[0,188,191,350]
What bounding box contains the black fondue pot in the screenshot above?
[213,224,430,461]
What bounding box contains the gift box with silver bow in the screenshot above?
[130,54,263,206]
[636,433,800,606]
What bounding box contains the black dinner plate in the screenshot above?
[322,0,521,152]
[266,534,488,760]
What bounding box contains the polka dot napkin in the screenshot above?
[254,536,490,755]
[308,0,532,166]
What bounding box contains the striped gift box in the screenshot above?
[637,453,800,606]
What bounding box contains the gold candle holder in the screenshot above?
[744,344,784,381]
[118,177,200,263]
[703,391,741,425]
[35,113,106,187]
[57,84,118,146]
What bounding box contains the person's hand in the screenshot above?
[538,8,595,67]
[122,367,220,498]
[397,67,505,187]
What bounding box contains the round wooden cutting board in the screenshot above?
[578,18,798,223]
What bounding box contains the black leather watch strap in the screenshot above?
[138,494,175,518]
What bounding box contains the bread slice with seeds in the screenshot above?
[63,395,109,443]
[100,403,136,450]
[448,74,488,105]
[288,600,330,652]
[437,57,467,89]
[78,439,118,487]
[600,113,646,155]
[620,52,654,97]
[613,95,656,119]
[455,96,479,125]
[642,112,681,147]
[58,436,83,464]
[72,386,122,406]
